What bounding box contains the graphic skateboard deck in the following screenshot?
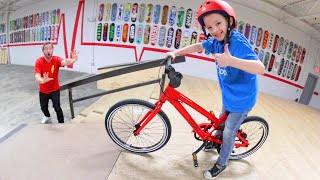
[129,24,136,43]
[291,63,298,80]
[169,6,177,26]
[190,31,197,45]
[249,25,257,45]
[256,27,263,47]
[238,21,244,34]
[287,62,294,79]
[131,3,138,22]
[277,36,284,55]
[150,25,159,46]
[143,24,150,44]
[109,23,115,41]
[244,23,250,39]
[52,10,56,24]
[193,11,200,30]
[267,33,274,50]
[292,43,298,61]
[145,4,153,23]
[185,8,192,29]
[115,24,121,42]
[122,23,129,42]
[272,56,282,74]
[105,3,111,21]
[182,30,190,48]
[258,50,264,62]
[158,26,166,47]
[174,28,182,49]
[139,4,146,23]
[97,23,102,41]
[153,4,161,24]
[287,41,294,59]
[282,60,289,77]
[295,65,301,81]
[296,46,302,63]
[166,27,174,48]
[123,3,131,22]
[300,48,306,64]
[197,33,205,53]
[268,54,275,72]
[56,9,60,24]
[254,48,259,55]
[118,3,124,21]
[136,24,143,44]
[177,7,185,27]
[272,34,279,53]
[103,23,108,41]
[283,39,289,56]
[263,52,270,70]
[277,58,285,75]
[161,5,169,25]
[111,3,118,22]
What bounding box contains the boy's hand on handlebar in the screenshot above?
[165,51,176,61]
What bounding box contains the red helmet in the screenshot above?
[197,0,237,27]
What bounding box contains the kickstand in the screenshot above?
[192,141,207,167]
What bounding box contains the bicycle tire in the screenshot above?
[105,99,172,153]
[218,116,269,160]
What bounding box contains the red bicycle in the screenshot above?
[105,57,269,167]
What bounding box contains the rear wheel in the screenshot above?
[105,99,172,153]
[218,116,269,160]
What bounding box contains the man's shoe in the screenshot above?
[203,163,227,179]
[41,116,51,124]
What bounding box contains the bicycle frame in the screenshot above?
[134,84,249,148]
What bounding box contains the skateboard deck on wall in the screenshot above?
[115,24,121,42]
[131,3,138,22]
[52,10,56,24]
[300,48,306,64]
[287,62,294,79]
[258,49,264,62]
[161,5,169,25]
[182,29,190,48]
[52,26,55,41]
[197,33,205,53]
[136,24,143,44]
[103,23,108,41]
[190,31,197,45]
[109,23,115,41]
[277,58,285,75]
[282,60,289,77]
[193,11,200,30]
[292,43,298,61]
[174,28,182,49]
[166,27,174,48]
[57,9,60,24]
[238,21,244,34]
[296,46,302,63]
[139,4,146,23]
[291,63,298,80]
[169,6,177,26]
[267,33,274,50]
[55,24,58,41]
[295,65,301,81]
[272,56,282,74]
[111,3,117,22]
[153,4,161,24]
[150,25,159,46]
[105,3,111,21]
[177,7,184,28]
[118,3,124,21]
[129,24,136,43]
[97,23,102,41]
[123,3,131,22]
[143,24,150,45]
[158,26,166,47]
[287,41,294,59]
[272,35,279,53]
[122,23,129,42]
[185,8,192,29]
[145,4,153,23]
[249,25,257,45]
[263,52,270,70]
[256,27,263,47]
[254,48,259,55]
[244,23,250,39]
[267,54,275,72]
[278,36,284,55]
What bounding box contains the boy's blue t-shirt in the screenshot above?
[202,30,259,112]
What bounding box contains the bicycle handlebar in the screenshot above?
[162,57,183,88]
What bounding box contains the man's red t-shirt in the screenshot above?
[34,56,63,94]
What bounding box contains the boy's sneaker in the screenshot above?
[203,163,226,179]
[41,116,51,124]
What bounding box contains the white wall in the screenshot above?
[2,0,320,109]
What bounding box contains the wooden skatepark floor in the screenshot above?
[0,64,320,180]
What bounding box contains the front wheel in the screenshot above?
[218,116,269,160]
[105,99,172,153]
